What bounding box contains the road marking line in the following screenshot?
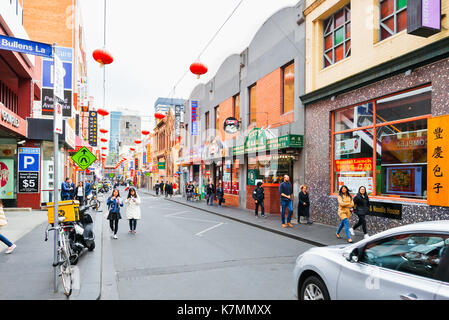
[195,222,225,237]
[164,211,191,217]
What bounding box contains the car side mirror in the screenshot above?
[348,248,360,263]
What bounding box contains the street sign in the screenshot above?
[53,55,64,100]
[0,34,53,58]
[18,147,40,194]
[71,147,97,170]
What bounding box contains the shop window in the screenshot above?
[233,94,240,121]
[334,102,374,132]
[232,159,240,194]
[323,4,351,68]
[379,0,407,41]
[334,129,375,194]
[332,85,431,200]
[249,84,257,125]
[282,62,295,114]
[248,154,294,185]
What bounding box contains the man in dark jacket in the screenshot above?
[61,178,72,201]
[206,181,215,206]
[216,181,225,207]
[252,181,265,218]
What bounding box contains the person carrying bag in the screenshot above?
[350,186,370,239]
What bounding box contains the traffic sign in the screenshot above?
[71,147,97,170]
[0,34,52,58]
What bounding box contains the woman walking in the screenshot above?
[336,185,354,243]
[298,185,312,225]
[216,181,225,207]
[0,200,16,254]
[107,189,124,239]
[75,181,84,205]
[350,186,370,239]
[125,187,141,234]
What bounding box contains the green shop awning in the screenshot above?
[232,133,303,156]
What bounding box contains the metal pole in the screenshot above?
[52,44,59,293]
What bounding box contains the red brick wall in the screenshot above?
[246,184,281,214]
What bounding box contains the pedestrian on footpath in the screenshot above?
[336,185,354,243]
[206,180,215,206]
[85,179,92,200]
[350,186,370,239]
[107,189,124,239]
[216,181,225,207]
[279,175,294,228]
[61,178,72,201]
[0,200,16,254]
[155,182,160,196]
[253,181,265,218]
[298,185,312,225]
[75,181,84,205]
[70,180,76,200]
[125,187,141,234]
[168,182,174,198]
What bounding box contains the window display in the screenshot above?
[332,85,431,200]
[248,154,293,185]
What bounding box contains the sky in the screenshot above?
[79,0,301,130]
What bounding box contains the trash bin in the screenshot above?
[46,200,80,224]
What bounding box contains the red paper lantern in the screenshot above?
[141,130,150,135]
[99,128,108,134]
[101,153,107,157]
[97,108,109,117]
[100,138,108,143]
[101,147,107,150]
[130,148,135,151]
[190,62,208,79]
[134,140,142,144]
[92,48,114,65]
[154,112,165,120]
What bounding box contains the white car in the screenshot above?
[293,220,449,300]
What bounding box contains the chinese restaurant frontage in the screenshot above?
[302,56,449,233]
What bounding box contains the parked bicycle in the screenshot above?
[45,216,73,297]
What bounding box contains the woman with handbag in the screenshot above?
[107,189,124,239]
[350,186,370,239]
[336,185,354,243]
[0,200,16,254]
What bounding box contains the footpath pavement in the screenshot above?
[141,190,365,247]
[0,202,104,300]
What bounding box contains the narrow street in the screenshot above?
[101,190,312,300]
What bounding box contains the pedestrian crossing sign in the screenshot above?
[71,147,97,170]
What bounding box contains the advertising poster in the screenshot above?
[337,171,374,194]
[381,130,427,164]
[0,159,15,199]
[335,137,361,156]
[386,166,422,196]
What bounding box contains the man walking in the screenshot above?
[253,181,265,218]
[155,181,160,196]
[61,178,72,201]
[206,180,215,206]
[279,175,294,228]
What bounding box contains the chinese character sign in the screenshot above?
[191,101,198,136]
[428,116,449,207]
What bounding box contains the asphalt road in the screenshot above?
[100,190,314,300]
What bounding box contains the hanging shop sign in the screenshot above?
[0,103,27,136]
[191,100,199,136]
[223,117,240,134]
[428,115,449,207]
[18,147,40,193]
[0,159,15,199]
[88,111,98,147]
[407,0,441,38]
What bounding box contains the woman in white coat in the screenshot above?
[125,187,141,234]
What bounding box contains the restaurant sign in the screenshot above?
[233,130,303,155]
[407,0,441,38]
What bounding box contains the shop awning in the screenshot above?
[232,133,303,156]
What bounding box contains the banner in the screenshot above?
[88,111,98,147]
[428,116,449,206]
[0,159,15,199]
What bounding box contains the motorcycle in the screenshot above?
[66,204,96,265]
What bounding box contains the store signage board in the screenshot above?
[88,111,98,147]
[369,201,402,220]
[191,101,199,136]
[233,134,303,155]
[428,115,449,207]
[407,0,441,38]
[0,35,52,57]
[71,147,97,170]
[223,117,240,134]
[18,147,40,193]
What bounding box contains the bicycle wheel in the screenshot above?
[59,238,73,297]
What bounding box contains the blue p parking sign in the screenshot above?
[18,148,40,172]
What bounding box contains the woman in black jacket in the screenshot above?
[350,186,370,239]
[298,185,312,225]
